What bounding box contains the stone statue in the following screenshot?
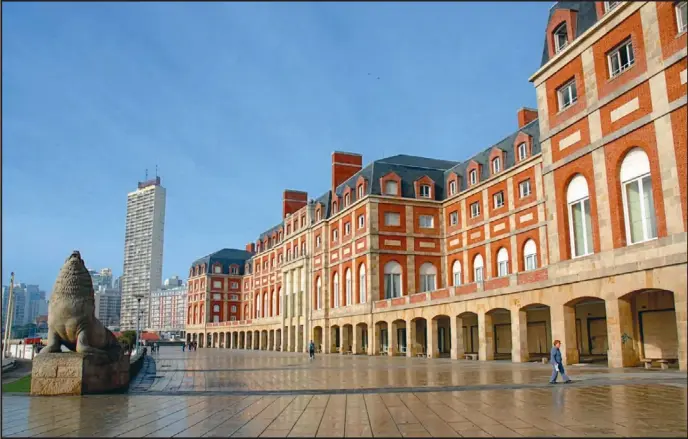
[41,251,123,364]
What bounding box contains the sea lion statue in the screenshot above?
[41,250,123,363]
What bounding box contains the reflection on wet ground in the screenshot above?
[2,347,686,437]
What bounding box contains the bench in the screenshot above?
[641,358,654,369]
[464,353,478,361]
[658,359,670,370]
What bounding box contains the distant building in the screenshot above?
[89,268,113,291]
[149,283,187,335]
[164,276,183,287]
[94,289,121,328]
[2,282,47,327]
[114,275,123,293]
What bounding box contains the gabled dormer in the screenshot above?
[356,176,368,200]
[414,175,435,200]
[546,9,578,58]
[514,131,534,164]
[379,171,402,197]
[315,203,323,221]
[332,197,339,215]
[466,160,482,187]
[445,172,461,198]
[342,185,353,208]
[488,148,506,176]
[212,262,223,274]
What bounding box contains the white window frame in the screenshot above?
[557,79,577,111]
[384,180,398,196]
[497,248,509,277]
[518,143,528,161]
[384,212,401,227]
[553,22,568,53]
[231,305,237,312]
[213,265,222,274]
[470,202,481,218]
[358,214,365,229]
[492,157,501,174]
[567,174,594,258]
[333,272,340,308]
[383,261,403,299]
[449,180,457,196]
[519,179,532,198]
[469,170,477,185]
[332,229,338,243]
[449,211,458,226]
[678,1,688,34]
[524,239,538,271]
[358,185,364,199]
[344,193,350,207]
[493,191,504,209]
[213,293,221,300]
[604,1,620,13]
[607,38,635,78]
[316,236,321,248]
[345,269,352,306]
[345,222,351,235]
[420,184,432,198]
[419,215,434,229]
[316,209,321,221]
[473,255,484,283]
[419,263,437,292]
[359,264,367,304]
[452,260,462,286]
[213,281,222,289]
[620,148,657,245]
[316,277,322,310]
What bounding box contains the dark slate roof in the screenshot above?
[314,190,332,218]
[258,223,283,242]
[540,1,599,67]
[444,118,540,193]
[191,248,254,275]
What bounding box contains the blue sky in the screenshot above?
[2,2,549,293]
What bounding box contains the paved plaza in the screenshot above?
[2,347,687,437]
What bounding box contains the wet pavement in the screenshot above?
[2,347,687,437]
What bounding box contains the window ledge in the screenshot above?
[607,62,637,85]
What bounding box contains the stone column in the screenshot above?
[479,311,495,361]
[373,323,381,355]
[389,322,398,356]
[406,319,415,357]
[259,331,264,350]
[511,308,529,363]
[284,325,291,353]
[428,319,439,359]
[606,298,639,368]
[451,316,464,360]
[341,326,350,354]
[551,303,579,365]
[353,325,361,354]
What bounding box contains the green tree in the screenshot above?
[117,330,136,347]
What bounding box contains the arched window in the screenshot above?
[384,261,402,299]
[452,260,462,286]
[567,174,594,257]
[271,291,276,316]
[333,272,340,308]
[524,239,538,271]
[256,295,261,318]
[345,269,352,306]
[620,148,657,244]
[316,277,322,310]
[359,264,367,304]
[213,304,220,313]
[473,254,484,283]
[419,262,437,292]
[275,288,280,315]
[263,293,268,318]
[449,180,457,196]
[231,305,237,313]
[497,248,509,277]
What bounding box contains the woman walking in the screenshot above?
[549,340,573,384]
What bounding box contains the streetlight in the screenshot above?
[3,273,16,358]
[133,293,144,353]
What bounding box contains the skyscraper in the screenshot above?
[120,176,166,331]
[89,268,113,292]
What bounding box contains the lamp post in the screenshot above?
[3,272,16,358]
[133,293,144,353]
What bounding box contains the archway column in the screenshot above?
[479,311,495,361]
[451,316,464,360]
[428,319,439,358]
[340,326,349,355]
[389,322,397,356]
[406,319,415,357]
[352,325,360,354]
[511,308,529,363]
[372,324,381,355]
[551,304,579,365]
[606,298,638,368]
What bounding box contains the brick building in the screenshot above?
[185,1,687,371]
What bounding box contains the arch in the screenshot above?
[496,247,509,277]
[619,147,657,244]
[620,147,651,183]
[473,254,484,282]
[345,268,352,306]
[359,263,367,304]
[384,261,403,299]
[374,321,390,354]
[523,239,538,271]
[432,314,452,358]
[263,292,268,318]
[315,277,322,310]
[333,272,340,308]
[452,260,462,286]
[566,174,589,203]
[355,322,369,354]
[419,262,437,292]
[566,174,594,257]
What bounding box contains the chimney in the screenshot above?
[331,151,363,192]
[245,243,255,253]
[282,190,308,219]
[517,107,538,128]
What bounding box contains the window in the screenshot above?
[316,209,321,221]
[301,242,306,256]
[449,180,457,196]
[213,293,221,300]
[497,248,509,277]
[230,294,239,301]
[345,222,351,235]
[213,281,222,289]
[273,290,277,316]
[607,39,635,78]
[492,157,501,174]
[419,263,437,292]
[316,277,322,310]
[213,315,219,323]
[524,239,538,271]
[473,254,484,283]
[419,215,434,228]
[678,1,687,33]
[316,235,321,248]
[332,230,338,243]
[359,264,367,304]
[358,214,365,229]
[493,191,505,209]
[358,185,364,199]
[384,212,401,226]
[263,294,268,318]
[604,1,620,12]
[293,245,298,258]
[449,211,458,226]
[230,316,236,321]
[384,261,402,299]
[420,184,432,198]
[213,304,220,312]
[518,143,528,161]
[557,79,577,110]
[230,282,239,289]
[231,305,237,313]
[345,269,352,306]
[344,193,350,207]
[469,170,477,185]
[620,148,657,244]
[213,265,222,274]
[384,180,398,195]
[332,202,338,214]
[452,260,462,286]
[567,174,594,258]
[519,179,532,198]
[333,272,340,308]
[553,22,568,53]
[470,202,481,218]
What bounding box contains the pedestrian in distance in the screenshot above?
[549,340,573,384]
[182,342,185,352]
[308,340,316,360]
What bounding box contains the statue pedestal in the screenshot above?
[31,352,130,395]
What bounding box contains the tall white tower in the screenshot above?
[120,176,166,331]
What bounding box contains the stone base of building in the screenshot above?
[30,352,130,396]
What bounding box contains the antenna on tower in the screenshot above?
[155,165,158,178]
[145,168,148,181]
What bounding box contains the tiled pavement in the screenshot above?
[2,347,687,437]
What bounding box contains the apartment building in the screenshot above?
[149,280,187,334]
[185,1,687,371]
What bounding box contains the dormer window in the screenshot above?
[420,184,431,198]
[316,209,321,221]
[469,170,478,186]
[384,180,398,196]
[492,157,501,174]
[301,216,306,227]
[449,180,457,196]
[358,185,364,199]
[213,265,222,274]
[286,225,291,235]
[344,193,350,207]
[230,266,238,275]
[518,143,528,161]
[557,78,577,111]
[332,202,338,214]
[604,1,620,13]
[553,23,568,53]
[678,1,687,33]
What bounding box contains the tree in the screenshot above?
[117,330,136,348]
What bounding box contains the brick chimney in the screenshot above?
[331,151,363,192]
[245,243,255,253]
[517,107,538,128]
[282,190,308,219]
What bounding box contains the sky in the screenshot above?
[2,1,549,294]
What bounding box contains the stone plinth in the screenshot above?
[31,352,130,396]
